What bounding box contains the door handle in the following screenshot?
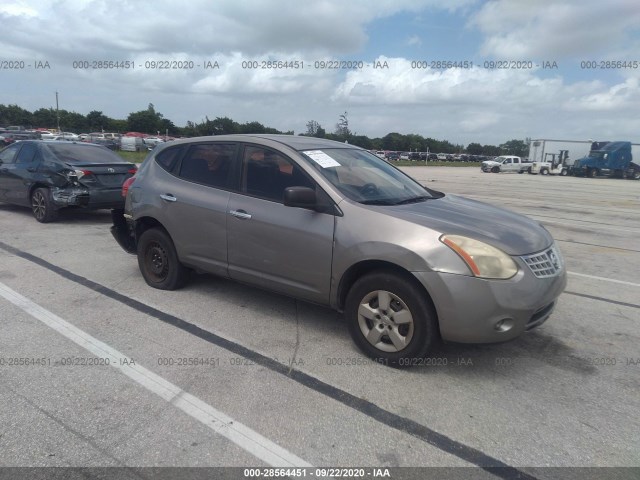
[27,167,37,172]
[160,194,177,202]
[229,209,252,220]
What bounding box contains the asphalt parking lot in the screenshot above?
[0,167,638,478]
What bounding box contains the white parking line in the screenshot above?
[568,271,640,287]
[0,281,312,468]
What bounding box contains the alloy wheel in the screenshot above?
[357,290,414,353]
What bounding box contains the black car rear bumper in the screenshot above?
[110,209,137,254]
[51,186,90,207]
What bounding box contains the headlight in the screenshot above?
[440,234,518,279]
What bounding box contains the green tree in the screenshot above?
[31,108,58,129]
[239,121,267,134]
[483,144,501,156]
[86,110,109,132]
[466,143,483,155]
[500,139,529,157]
[0,104,33,126]
[305,120,325,137]
[334,111,350,139]
[126,103,165,133]
[381,132,405,151]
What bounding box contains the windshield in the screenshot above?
[300,148,439,205]
[44,143,126,164]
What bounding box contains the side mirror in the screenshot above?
[284,186,316,210]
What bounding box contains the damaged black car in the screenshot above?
[0,140,137,223]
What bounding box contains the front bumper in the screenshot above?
[413,259,567,344]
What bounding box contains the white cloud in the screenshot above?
[470,0,640,59]
[407,35,422,47]
[0,0,475,59]
[1,1,640,144]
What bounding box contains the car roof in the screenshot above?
[167,134,361,152]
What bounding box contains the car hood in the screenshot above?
[482,160,500,166]
[389,194,553,255]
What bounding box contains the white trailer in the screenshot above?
[528,139,593,175]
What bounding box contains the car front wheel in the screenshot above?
[31,187,58,223]
[345,271,438,367]
[137,227,190,290]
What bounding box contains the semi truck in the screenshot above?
[570,141,640,179]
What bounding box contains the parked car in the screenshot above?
[481,156,532,173]
[0,140,136,222]
[143,137,165,149]
[111,135,566,366]
[59,132,79,140]
[89,138,120,150]
[385,152,400,161]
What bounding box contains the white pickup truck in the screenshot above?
[481,156,532,173]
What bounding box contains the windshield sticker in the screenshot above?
[305,150,341,168]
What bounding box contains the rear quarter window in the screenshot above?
[155,145,186,172]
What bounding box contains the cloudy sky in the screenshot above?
[1,0,640,145]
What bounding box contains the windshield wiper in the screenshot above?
[360,199,395,205]
[393,195,432,205]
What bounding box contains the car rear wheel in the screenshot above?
[345,271,438,367]
[31,187,58,223]
[137,227,189,290]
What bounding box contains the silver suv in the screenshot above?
[112,135,566,366]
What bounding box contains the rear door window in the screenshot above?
[177,143,237,188]
[15,143,39,163]
[155,145,186,173]
[0,143,21,164]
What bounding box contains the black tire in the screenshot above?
[31,187,59,223]
[137,227,190,290]
[491,166,500,173]
[586,168,596,178]
[560,168,568,176]
[541,168,549,175]
[345,271,438,367]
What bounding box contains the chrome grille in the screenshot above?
[521,245,563,278]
